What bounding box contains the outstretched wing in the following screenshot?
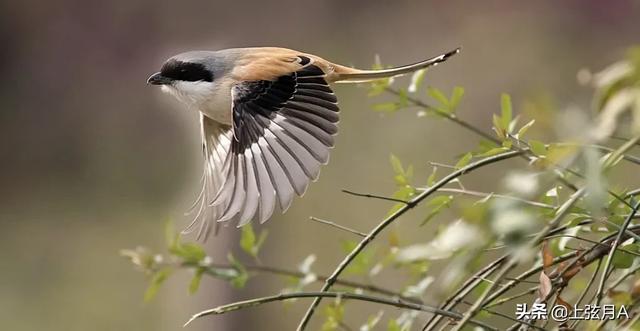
[186,62,339,238]
[183,114,233,239]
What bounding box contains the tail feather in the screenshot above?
[333,47,460,83]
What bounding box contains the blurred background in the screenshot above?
[1,1,639,330]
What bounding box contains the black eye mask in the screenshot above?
[160,60,214,82]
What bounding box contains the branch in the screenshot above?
[567,259,602,330]
[386,88,501,144]
[556,143,640,166]
[459,300,547,331]
[420,187,555,209]
[185,291,498,331]
[341,189,410,204]
[595,200,640,304]
[626,188,640,198]
[388,87,635,210]
[423,220,593,330]
[484,286,538,309]
[187,261,417,304]
[309,216,367,237]
[296,150,524,330]
[422,255,508,330]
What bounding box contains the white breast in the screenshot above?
[161,77,234,125]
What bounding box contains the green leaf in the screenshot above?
[255,231,268,254]
[421,195,453,225]
[455,152,473,169]
[165,220,179,249]
[240,223,268,259]
[240,223,257,257]
[342,240,375,275]
[449,86,465,112]
[427,87,450,109]
[120,247,156,271]
[394,174,408,186]
[612,248,635,269]
[492,113,504,139]
[405,165,414,180]
[508,115,520,133]
[475,139,500,154]
[516,119,536,139]
[165,219,206,264]
[368,78,391,96]
[427,166,438,186]
[529,140,547,156]
[475,146,510,158]
[387,320,402,331]
[321,302,345,331]
[170,242,206,264]
[500,93,513,131]
[388,185,416,215]
[390,154,404,175]
[397,89,409,108]
[144,268,172,302]
[227,253,249,288]
[189,268,205,294]
[373,102,398,112]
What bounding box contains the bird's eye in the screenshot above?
[160,60,213,82]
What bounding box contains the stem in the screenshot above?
[594,201,640,304]
[568,260,602,330]
[309,216,367,237]
[420,187,555,209]
[185,291,498,331]
[459,301,547,331]
[423,216,594,330]
[626,188,640,198]
[296,150,524,330]
[183,261,417,303]
[605,262,640,294]
[602,134,640,169]
[385,88,502,145]
[422,255,508,330]
[484,287,538,309]
[548,142,640,166]
[341,189,410,204]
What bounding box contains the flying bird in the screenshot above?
[147,47,459,239]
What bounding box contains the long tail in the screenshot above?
[333,47,461,83]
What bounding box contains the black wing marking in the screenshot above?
[205,63,340,227]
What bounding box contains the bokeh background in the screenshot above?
[2,1,639,330]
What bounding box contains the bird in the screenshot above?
[147,46,460,239]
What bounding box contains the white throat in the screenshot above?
[161,79,233,125]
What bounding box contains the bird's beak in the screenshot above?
[147,72,172,85]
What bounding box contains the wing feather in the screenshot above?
[258,136,296,211]
[185,61,339,236]
[251,142,277,223]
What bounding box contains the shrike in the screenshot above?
[148,47,459,239]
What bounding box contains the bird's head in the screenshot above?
[147,51,235,109]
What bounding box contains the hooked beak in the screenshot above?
[147,72,172,85]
